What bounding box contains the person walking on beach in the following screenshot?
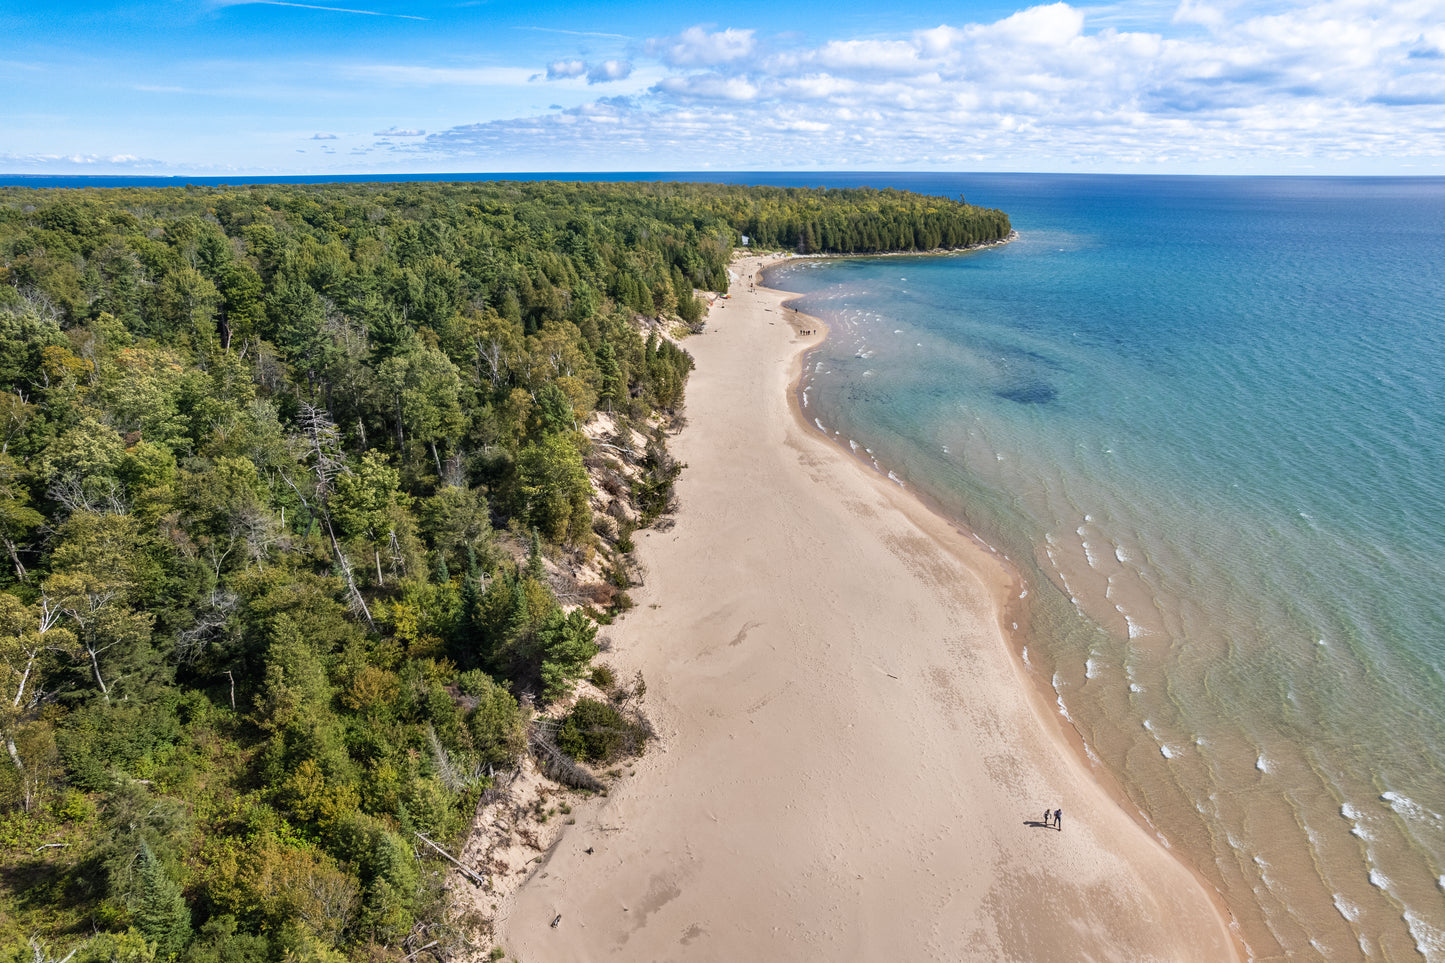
[1054,808,1063,831]
[1043,806,1052,827]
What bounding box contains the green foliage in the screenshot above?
[512,433,592,544]
[132,841,192,958]
[529,608,599,700]
[589,663,616,691]
[555,698,647,763]
[0,178,1003,958]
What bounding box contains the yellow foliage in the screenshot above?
[342,665,397,712]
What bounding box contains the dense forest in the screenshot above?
[0,179,1009,961]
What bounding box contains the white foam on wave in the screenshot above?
[1115,544,1130,563]
[1342,803,1373,840]
[1125,614,1148,639]
[1018,589,1028,599]
[1404,910,1445,962]
[848,439,858,452]
[1082,541,1100,568]
[1085,657,1099,680]
[1382,790,1443,826]
[887,471,904,487]
[862,370,873,377]
[1052,673,1073,721]
[1020,646,1030,665]
[1142,719,1176,758]
[1256,755,1270,773]
[801,389,809,407]
[1129,683,1143,693]
[814,418,827,433]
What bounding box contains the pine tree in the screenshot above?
[133,841,192,958]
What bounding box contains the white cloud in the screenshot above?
[0,152,163,168]
[588,60,634,84]
[547,59,587,80]
[647,26,756,67]
[813,40,924,74]
[975,3,1085,47]
[374,126,425,136]
[655,73,760,101]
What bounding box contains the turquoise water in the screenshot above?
[764,175,1445,960]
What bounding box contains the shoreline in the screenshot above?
[763,255,1249,959]
[498,253,1241,961]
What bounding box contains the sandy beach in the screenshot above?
[498,255,1240,961]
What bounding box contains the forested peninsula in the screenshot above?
[0,180,1010,962]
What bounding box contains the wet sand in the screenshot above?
[498,255,1240,961]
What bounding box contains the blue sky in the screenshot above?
[4,0,1444,174]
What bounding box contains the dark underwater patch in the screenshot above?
[995,381,1058,405]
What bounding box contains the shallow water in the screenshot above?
[764,174,1445,960]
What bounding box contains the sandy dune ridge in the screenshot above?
[499,255,1240,961]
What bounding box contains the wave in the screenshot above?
[1341,803,1373,841]
[1382,791,1442,827]
[1404,911,1445,963]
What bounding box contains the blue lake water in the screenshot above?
[761,173,1445,960]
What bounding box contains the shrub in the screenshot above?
[554,698,647,763]
[589,664,616,690]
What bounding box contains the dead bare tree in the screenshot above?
[285,404,374,629]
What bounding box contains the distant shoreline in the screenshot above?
[757,228,1019,262]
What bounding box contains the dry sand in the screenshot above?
[498,256,1241,961]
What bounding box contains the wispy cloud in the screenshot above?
[515,26,631,40]
[349,65,535,86]
[237,1,428,21]
[374,126,426,136]
[310,132,339,139]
